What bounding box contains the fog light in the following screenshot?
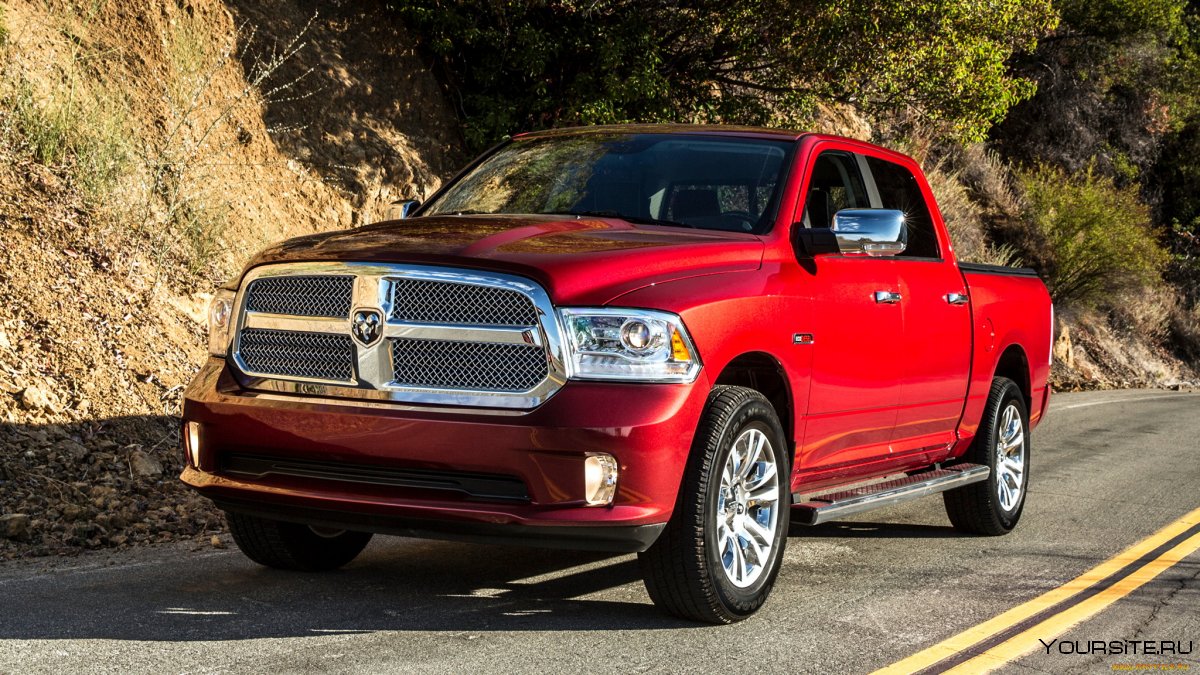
[584,454,619,506]
[184,422,202,468]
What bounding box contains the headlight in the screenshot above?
[558,308,701,382]
[208,288,236,357]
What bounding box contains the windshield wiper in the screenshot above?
[543,210,694,229]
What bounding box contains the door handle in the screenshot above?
[874,290,902,304]
[945,292,969,305]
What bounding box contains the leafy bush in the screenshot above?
[1019,164,1168,306]
[396,0,1056,150]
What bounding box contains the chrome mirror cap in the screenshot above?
[831,209,908,257]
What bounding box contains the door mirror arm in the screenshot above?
[792,225,840,257]
[388,199,422,220]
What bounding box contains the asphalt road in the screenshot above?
[1,389,1197,674]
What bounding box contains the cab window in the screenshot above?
[864,156,940,259]
[802,151,870,229]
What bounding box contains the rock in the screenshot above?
[55,439,89,461]
[1053,321,1074,368]
[19,385,60,413]
[0,514,31,540]
[129,450,163,477]
[0,330,11,351]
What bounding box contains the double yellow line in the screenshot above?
[874,505,1200,674]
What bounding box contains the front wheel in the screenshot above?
[639,386,790,623]
[226,511,373,572]
[943,377,1030,535]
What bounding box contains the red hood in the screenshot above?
[240,214,764,305]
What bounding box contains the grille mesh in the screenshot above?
[239,329,355,381]
[390,279,538,326]
[245,276,354,317]
[390,338,547,391]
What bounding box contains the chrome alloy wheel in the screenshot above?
[995,402,1026,512]
[715,428,781,588]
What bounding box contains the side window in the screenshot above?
[864,156,939,259]
[802,151,870,229]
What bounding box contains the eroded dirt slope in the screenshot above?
[0,0,461,558]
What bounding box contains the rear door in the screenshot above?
[862,154,973,453]
[799,149,905,475]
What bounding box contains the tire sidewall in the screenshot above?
[986,382,1030,531]
[703,400,790,615]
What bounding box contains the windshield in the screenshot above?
[422,133,794,234]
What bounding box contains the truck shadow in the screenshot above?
[0,538,695,641]
[0,518,973,642]
[792,520,970,539]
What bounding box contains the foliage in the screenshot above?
[1019,164,1168,306]
[0,5,130,199]
[395,0,1056,150]
[1156,121,1200,305]
[994,0,1200,181]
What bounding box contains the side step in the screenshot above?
[792,464,990,526]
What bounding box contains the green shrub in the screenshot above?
[396,0,1056,151]
[1019,164,1168,306]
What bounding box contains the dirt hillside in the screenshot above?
[0,0,461,557]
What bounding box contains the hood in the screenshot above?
[241,214,765,305]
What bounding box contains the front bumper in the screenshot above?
[181,358,710,552]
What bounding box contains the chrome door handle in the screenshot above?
[874,290,902,304]
[945,292,969,305]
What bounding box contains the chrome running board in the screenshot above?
[792,464,990,526]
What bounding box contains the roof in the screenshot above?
[514,123,808,141]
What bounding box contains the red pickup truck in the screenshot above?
[182,124,1053,623]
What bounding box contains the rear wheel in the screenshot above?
[944,377,1030,535]
[639,386,790,623]
[226,511,372,571]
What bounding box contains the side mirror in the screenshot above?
[830,209,907,256]
[792,209,907,258]
[388,199,422,220]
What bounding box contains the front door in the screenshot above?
[798,150,905,479]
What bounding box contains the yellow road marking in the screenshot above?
[872,506,1200,675]
[946,531,1200,674]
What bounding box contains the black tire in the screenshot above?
[943,377,1030,535]
[225,511,372,572]
[638,385,791,624]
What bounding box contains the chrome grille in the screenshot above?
[230,263,566,408]
[245,275,353,317]
[390,279,538,326]
[390,338,548,391]
[239,329,355,382]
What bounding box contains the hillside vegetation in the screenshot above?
[1,0,1197,557]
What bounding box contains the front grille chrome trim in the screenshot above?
[228,262,568,409]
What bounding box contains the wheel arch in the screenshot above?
[994,344,1031,408]
[713,351,794,453]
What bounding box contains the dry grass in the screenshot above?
[135,9,318,281]
[0,3,131,201]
